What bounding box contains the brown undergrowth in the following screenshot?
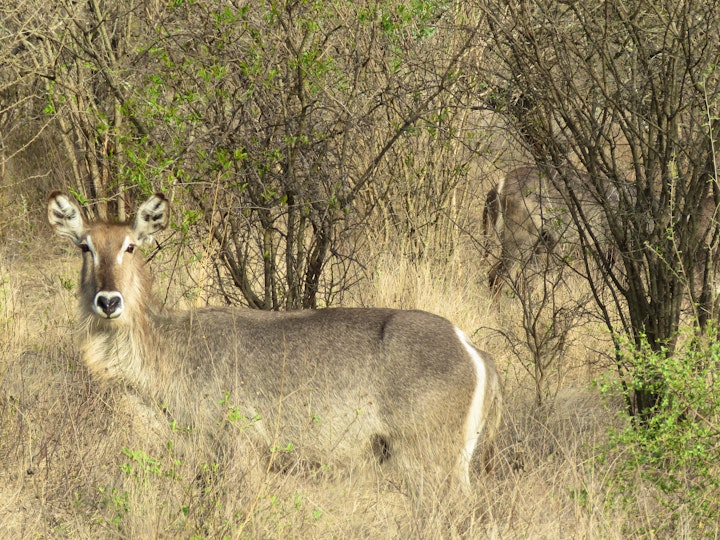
[0,227,660,539]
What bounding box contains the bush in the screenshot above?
[599,326,720,537]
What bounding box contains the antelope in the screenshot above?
[47,191,501,494]
[484,166,618,292]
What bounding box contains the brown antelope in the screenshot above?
[47,191,501,494]
[484,166,618,292]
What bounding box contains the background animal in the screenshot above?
[483,166,617,291]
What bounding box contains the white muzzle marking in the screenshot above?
[94,291,124,319]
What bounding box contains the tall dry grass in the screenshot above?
[0,206,671,539]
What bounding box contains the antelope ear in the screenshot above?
[47,191,86,244]
[134,193,169,245]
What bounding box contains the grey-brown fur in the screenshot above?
[484,166,616,291]
[48,192,501,492]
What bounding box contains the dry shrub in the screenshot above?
[0,210,695,539]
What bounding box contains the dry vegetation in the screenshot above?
[0,188,675,539]
[2,0,720,537]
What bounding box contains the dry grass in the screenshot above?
[0,216,672,539]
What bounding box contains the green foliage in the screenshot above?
[218,390,262,429]
[28,0,475,309]
[374,0,450,40]
[68,188,88,206]
[599,326,720,535]
[5,0,475,312]
[97,485,130,531]
[115,444,236,534]
[59,276,74,291]
[120,446,182,480]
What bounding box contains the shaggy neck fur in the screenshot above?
[79,258,162,394]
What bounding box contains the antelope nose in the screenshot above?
[94,292,124,318]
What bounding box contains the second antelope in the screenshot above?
[48,192,501,494]
[484,165,618,292]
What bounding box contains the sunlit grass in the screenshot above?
[0,219,684,539]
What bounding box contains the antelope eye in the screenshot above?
[79,244,90,253]
[126,244,135,254]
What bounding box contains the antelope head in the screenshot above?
[48,192,169,323]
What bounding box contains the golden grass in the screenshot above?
[0,226,677,539]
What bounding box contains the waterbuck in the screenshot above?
[47,191,501,494]
[484,166,617,292]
